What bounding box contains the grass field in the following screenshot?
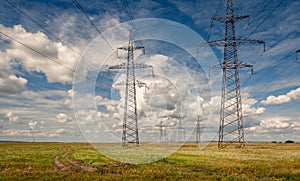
[0,142,299,180]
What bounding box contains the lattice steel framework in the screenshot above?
[175,115,185,143]
[196,115,201,143]
[198,0,264,148]
[109,36,152,147]
[159,119,164,142]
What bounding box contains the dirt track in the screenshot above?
[53,148,97,172]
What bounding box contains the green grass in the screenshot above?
[0,142,299,180]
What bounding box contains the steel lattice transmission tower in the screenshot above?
[159,119,164,142]
[155,117,168,142]
[175,115,185,143]
[109,35,152,147]
[196,115,202,143]
[198,0,264,148]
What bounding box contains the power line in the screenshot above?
[239,27,298,86]
[242,50,299,96]
[72,0,123,63]
[3,0,112,91]
[246,0,285,39]
[4,0,82,57]
[240,0,273,38]
[121,0,144,45]
[254,0,274,20]
[241,53,292,87]
[241,26,298,86]
[237,0,285,82]
[0,31,75,72]
[0,30,113,90]
[197,0,225,63]
[251,28,297,64]
[238,0,285,79]
[3,0,87,92]
[72,0,103,36]
[205,0,226,41]
[267,58,298,84]
[2,0,140,102]
[237,0,285,80]
[124,0,135,23]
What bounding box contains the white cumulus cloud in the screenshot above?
[6,111,20,124]
[0,24,79,83]
[260,119,290,129]
[28,121,38,131]
[0,119,4,129]
[261,87,300,105]
[261,95,291,105]
[290,121,300,131]
[245,116,293,134]
[56,128,66,134]
[56,113,72,123]
[287,87,300,100]
[0,49,27,95]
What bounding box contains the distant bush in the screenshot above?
[285,140,294,143]
[271,141,277,143]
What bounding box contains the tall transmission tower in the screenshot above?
[109,34,152,147]
[296,49,300,60]
[198,0,264,148]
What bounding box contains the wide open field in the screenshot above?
[0,142,299,180]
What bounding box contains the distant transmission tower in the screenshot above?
[155,117,169,142]
[198,0,264,148]
[175,115,185,143]
[159,119,164,142]
[296,49,300,60]
[109,33,152,147]
[196,115,202,143]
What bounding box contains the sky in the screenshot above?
[0,0,299,143]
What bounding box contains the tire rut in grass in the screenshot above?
[54,147,97,172]
[53,154,72,171]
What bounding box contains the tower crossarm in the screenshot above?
[237,62,253,69]
[108,62,127,70]
[115,80,148,89]
[136,80,149,89]
[212,15,249,23]
[117,46,145,54]
[134,63,153,69]
[237,39,265,52]
[198,40,225,47]
[109,63,152,70]
[198,39,265,48]
[209,62,253,70]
